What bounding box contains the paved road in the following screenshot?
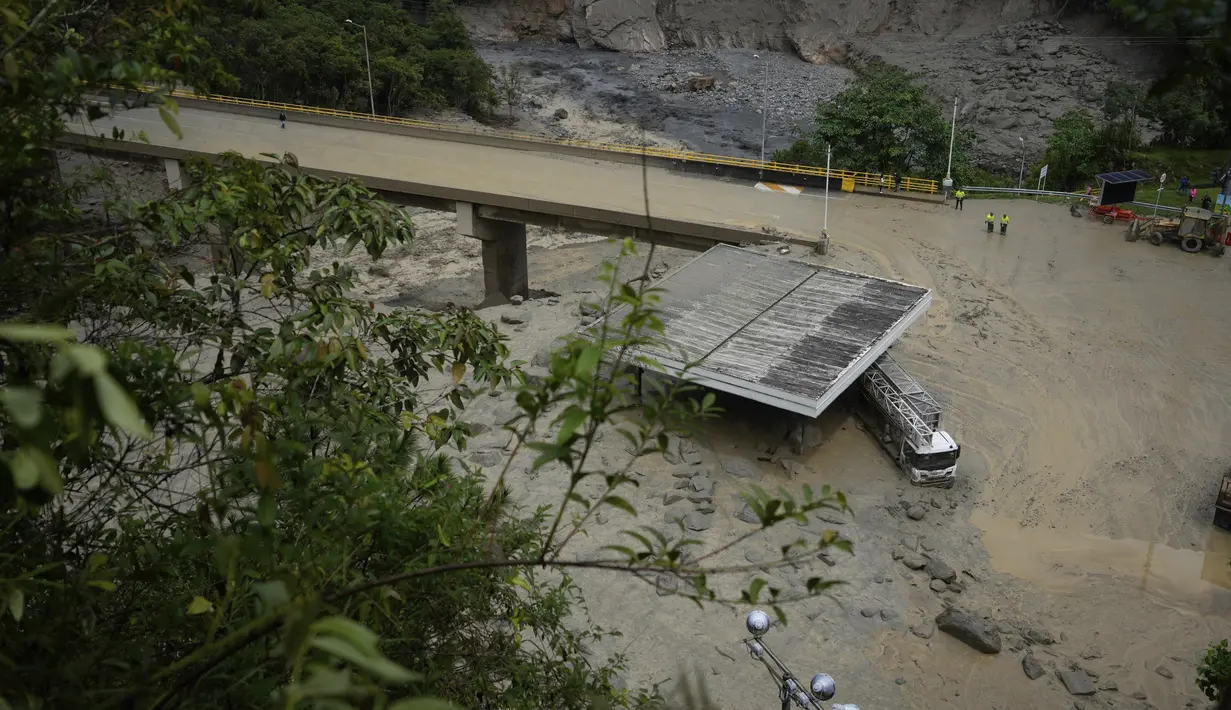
[65,105,833,239]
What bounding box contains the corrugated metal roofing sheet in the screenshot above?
[605,244,932,417]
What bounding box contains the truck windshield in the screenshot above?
[911,448,959,471]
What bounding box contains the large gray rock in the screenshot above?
[1057,669,1096,695]
[720,455,762,479]
[684,511,713,531]
[678,438,702,465]
[935,608,1001,654]
[583,0,665,52]
[1022,653,1045,680]
[469,450,503,468]
[926,558,957,583]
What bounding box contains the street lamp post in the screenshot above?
[345,19,375,117]
[943,96,957,199]
[753,53,770,167]
[823,143,832,233]
[1017,136,1026,190]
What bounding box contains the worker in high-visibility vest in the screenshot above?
[953,189,966,211]
[1000,213,1010,235]
[986,212,995,233]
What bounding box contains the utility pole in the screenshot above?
[1017,136,1026,190]
[943,96,957,198]
[753,53,770,167]
[345,20,375,116]
[824,144,832,233]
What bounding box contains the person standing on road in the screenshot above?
[1000,213,1010,235]
[279,110,286,129]
[893,171,902,192]
[986,212,995,233]
[879,174,886,193]
[954,188,965,210]
[1203,194,1213,210]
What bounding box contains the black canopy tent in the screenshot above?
[1095,169,1153,206]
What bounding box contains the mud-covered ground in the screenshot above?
[478,42,851,158]
[353,190,1231,710]
[67,148,1231,710]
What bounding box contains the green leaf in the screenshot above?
[65,344,107,376]
[746,578,766,604]
[8,448,39,490]
[186,596,214,615]
[572,345,601,380]
[555,406,587,444]
[0,323,74,342]
[311,616,380,656]
[190,382,210,407]
[292,664,353,697]
[388,699,461,710]
[310,636,421,684]
[603,496,636,517]
[254,581,289,610]
[0,386,43,428]
[257,493,276,528]
[158,103,183,139]
[8,589,23,622]
[93,373,152,440]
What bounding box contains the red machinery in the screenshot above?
[1088,204,1137,224]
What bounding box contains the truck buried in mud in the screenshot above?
[1216,473,1231,531]
[857,353,960,488]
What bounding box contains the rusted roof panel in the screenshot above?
[621,244,931,417]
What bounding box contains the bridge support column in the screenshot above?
[164,159,188,192]
[456,202,528,306]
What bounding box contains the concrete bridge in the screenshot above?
[62,99,848,303]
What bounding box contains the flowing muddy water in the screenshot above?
[974,510,1231,615]
[354,184,1231,708]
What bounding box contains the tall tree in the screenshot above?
[773,61,972,179]
[1045,109,1100,190]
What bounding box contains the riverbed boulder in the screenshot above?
[935,607,1002,654]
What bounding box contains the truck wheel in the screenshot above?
[1103,215,1114,225]
[1149,232,1163,246]
[1180,236,1203,253]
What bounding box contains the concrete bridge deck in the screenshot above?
[62,104,839,302]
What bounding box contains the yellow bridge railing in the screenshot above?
[164,89,940,195]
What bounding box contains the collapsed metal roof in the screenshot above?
[607,244,932,417]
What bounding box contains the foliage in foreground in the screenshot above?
[0,0,854,707]
[773,61,974,180]
[1109,0,1231,149]
[1199,639,1231,701]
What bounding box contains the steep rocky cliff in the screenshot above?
[459,0,1157,171]
[459,0,1067,54]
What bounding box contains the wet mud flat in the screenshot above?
[360,192,1231,709]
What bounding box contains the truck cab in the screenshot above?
[905,431,961,487]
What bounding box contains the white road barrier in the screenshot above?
[755,182,803,195]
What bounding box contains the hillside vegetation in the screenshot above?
[204,0,494,115]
